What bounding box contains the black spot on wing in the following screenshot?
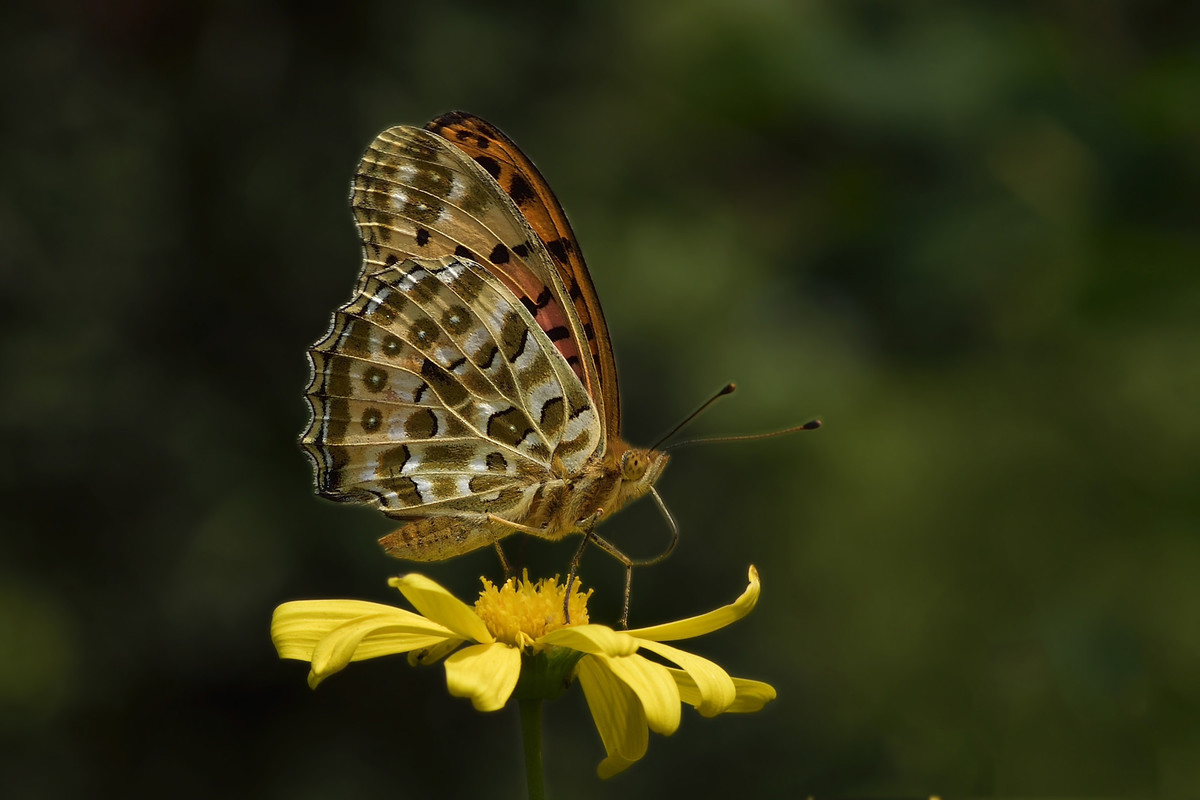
[454,245,479,263]
[474,155,501,180]
[539,396,565,430]
[450,127,488,149]
[469,474,511,493]
[361,407,383,433]
[474,344,499,370]
[501,319,529,363]
[379,445,411,473]
[440,304,473,335]
[362,366,388,393]
[508,174,535,206]
[545,238,573,263]
[489,243,510,265]
[420,358,469,407]
[385,476,423,506]
[409,315,442,350]
[487,407,535,448]
[404,408,439,439]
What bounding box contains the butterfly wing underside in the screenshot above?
[302,121,611,559]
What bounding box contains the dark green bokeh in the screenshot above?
[3,2,1198,797]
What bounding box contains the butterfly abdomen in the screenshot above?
[379,514,504,561]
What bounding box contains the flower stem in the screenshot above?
[518,698,546,800]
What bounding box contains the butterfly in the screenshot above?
[301,111,674,614]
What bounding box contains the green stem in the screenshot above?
[518,698,546,800]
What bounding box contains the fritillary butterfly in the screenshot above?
[302,112,672,605]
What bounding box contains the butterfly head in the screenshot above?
[614,446,670,508]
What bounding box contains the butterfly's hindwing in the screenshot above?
[303,254,601,521]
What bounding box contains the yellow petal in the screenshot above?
[306,614,456,688]
[407,637,466,667]
[597,753,640,779]
[725,677,777,712]
[443,642,521,712]
[271,601,454,661]
[636,640,736,717]
[538,624,638,657]
[670,669,777,713]
[389,574,494,644]
[590,653,680,736]
[625,565,760,642]
[577,655,648,779]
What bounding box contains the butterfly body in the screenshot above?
[302,113,669,564]
[377,438,668,561]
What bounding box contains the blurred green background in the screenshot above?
[3,1,1199,797]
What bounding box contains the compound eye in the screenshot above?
[622,451,647,480]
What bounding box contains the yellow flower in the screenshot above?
[271,567,775,778]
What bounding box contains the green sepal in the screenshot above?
[513,646,585,701]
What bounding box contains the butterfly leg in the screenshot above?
[581,533,638,629]
[587,489,680,627]
[563,509,606,624]
[493,542,513,579]
[482,512,589,623]
[485,514,550,535]
[481,511,629,626]
[563,532,593,625]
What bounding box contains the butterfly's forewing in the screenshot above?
[304,254,601,517]
[424,111,622,437]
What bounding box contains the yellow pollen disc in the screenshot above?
[474,571,591,647]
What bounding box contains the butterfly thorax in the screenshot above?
[542,442,669,536]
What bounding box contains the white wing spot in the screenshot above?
[562,406,595,441]
[363,288,389,316]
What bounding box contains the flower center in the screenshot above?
[474,571,591,647]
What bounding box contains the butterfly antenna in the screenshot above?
[663,418,822,451]
[649,383,737,451]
